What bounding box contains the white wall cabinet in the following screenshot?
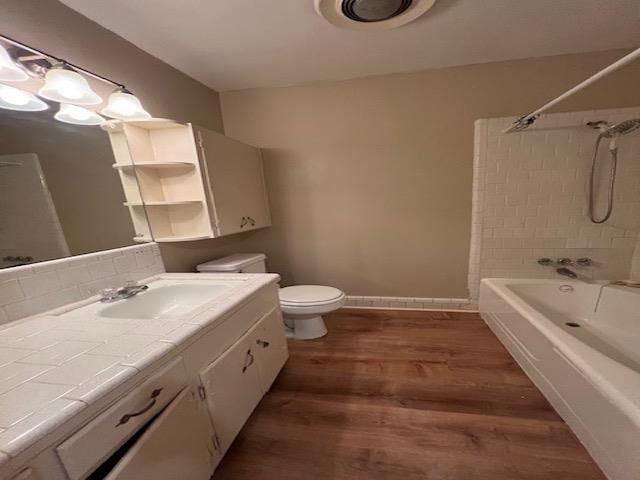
[105,119,271,243]
[195,127,271,236]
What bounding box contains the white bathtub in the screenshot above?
[480,278,640,480]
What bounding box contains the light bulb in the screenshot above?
[101,90,151,120]
[111,98,136,116]
[38,68,102,105]
[55,103,105,126]
[0,84,47,111]
[56,79,84,100]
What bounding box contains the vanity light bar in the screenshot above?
[0,33,151,122]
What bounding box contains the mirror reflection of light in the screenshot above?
[0,84,48,111]
[0,85,30,105]
[66,104,91,120]
[55,103,105,126]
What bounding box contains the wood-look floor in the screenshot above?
[212,309,605,480]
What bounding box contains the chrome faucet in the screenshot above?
[556,267,577,279]
[100,281,149,303]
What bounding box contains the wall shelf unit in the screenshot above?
[105,118,271,243]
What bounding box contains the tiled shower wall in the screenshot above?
[0,154,69,268]
[469,106,640,302]
[0,243,165,325]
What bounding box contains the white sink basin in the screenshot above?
[98,281,233,320]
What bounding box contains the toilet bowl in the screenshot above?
[196,254,345,340]
[279,285,346,339]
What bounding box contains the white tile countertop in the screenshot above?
[0,272,280,467]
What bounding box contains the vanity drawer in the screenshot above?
[185,285,279,371]
[56,357,188,480]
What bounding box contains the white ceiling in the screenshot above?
[60,0,640,92]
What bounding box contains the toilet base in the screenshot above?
[283,314,328,340]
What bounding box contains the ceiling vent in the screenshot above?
[315,0,436,31]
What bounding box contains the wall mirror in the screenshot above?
[0,106,150,269]
[0,35,152,270]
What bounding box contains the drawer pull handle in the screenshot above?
[116,388,163,427]
[256,339,270,348]
[242,349,255,373]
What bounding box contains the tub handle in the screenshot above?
[558,285,574,293]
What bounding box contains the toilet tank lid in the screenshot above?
[197,253,266,272]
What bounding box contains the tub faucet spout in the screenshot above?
[556,267,577,279]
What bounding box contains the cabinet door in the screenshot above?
[105,388,216,480]
[252,309,289,393]
[199,331,264,454]
[196,127,270,236]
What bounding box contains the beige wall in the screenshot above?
[222,50,640,298]
[5,2,640,294]
[0,0,264,271]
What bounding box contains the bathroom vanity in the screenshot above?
[0,273,287,480]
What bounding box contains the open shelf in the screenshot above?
[124,200,202,207]
[133,236,153,243]
[153,234,211,243]
[106,118,215,244]
[113,161,195,170]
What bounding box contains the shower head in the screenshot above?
[602,119,640,138]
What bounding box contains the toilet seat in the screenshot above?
[279,285,345,307]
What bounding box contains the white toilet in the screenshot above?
[196,254,346,340]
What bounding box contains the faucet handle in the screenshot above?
[537,258,553,266]
[557,258,573,266]
[100,288,119,302]
[576,258,593,266]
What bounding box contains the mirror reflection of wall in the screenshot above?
[0,108,149,269]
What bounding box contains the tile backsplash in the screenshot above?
[469,106,640,302]
[0,243,165,325]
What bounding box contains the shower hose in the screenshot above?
[588,134,617,224]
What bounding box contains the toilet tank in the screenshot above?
[196,253,267,274]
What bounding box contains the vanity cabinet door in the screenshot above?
[199,329,264,454]
[195,127,271,236]
[251,308,289,393]
[105,388,216,480]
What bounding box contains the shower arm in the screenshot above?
[504,47,640,134]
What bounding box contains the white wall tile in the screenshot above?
[469,107,640,302]
[0,244,165,326]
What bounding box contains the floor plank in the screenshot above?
[212,308,605,480]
